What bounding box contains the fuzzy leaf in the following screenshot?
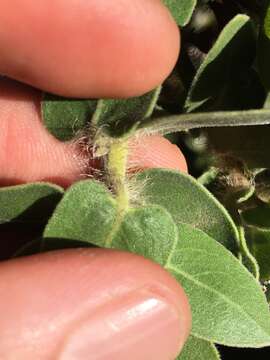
[43,180,270,346]
[246,225,270,281]
[91,87,161,137]
[0,183,63,225]
[185,15,256,112]
[43,180,117,244]
[42,88,161,141]
[42,94,97,141]
[134,169,239,252]
[163,0,197,26]
[177,336,220,360]
[169,224,270,347]
[111,206,178,265]
[44,182,178,263]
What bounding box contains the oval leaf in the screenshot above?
[43,180,118,244]
[134,169,239,252]
[168,223,270,347]
[111,206,178,266]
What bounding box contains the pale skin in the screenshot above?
[0,1,191,359]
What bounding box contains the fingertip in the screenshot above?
[129,135,188,173]
[0,78,85,188]
[0,249,191,359]
[0,0,180,98]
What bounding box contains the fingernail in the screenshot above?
[60,288,184,360]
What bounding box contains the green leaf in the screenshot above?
[163,0,197,26]
[42,94,97,141]
[246,225,270,281]
[258,1,270,91]
[134,169,239,252]
[43,180,118,244]
[177,336,220,360]
[91,87,161,137]
[43,180,270,346]
[42,88,161,141]
[185,15,256,112]
[111,206,178,266]
[44,182,177,263]
[0,183,63,225]
[169,224,270,347]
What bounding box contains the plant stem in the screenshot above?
[104,140,129,247]
[107,140,129,209]
[139,109,270,135]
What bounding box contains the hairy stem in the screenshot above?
[138,109,270,135]
[107,140,129,208]
[105,140,129,247]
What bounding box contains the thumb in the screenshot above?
[0,248,191,360]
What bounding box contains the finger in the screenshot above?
[0,78,188,188]
[0,0,180,98]
[129,135,188,173]
[0,78,83,188]
[0,248,191,359]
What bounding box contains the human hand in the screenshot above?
[0,1,191,359]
